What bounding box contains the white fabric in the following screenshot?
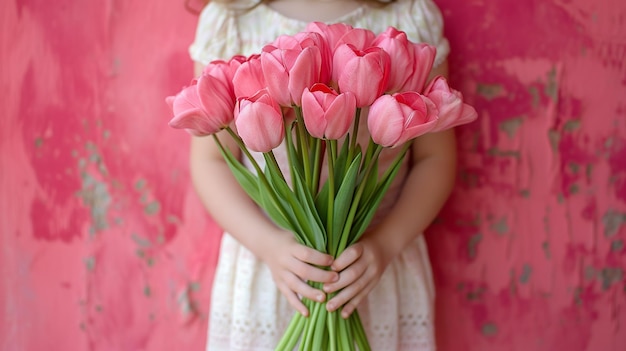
[190,0,449,349]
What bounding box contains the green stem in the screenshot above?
[311,138,323,195]
[326,140,336,256]
[220,128,294,234]
[294,106,312,190]
[349,108,362,160]
[351,312,371,351]
[275,312,306,350]
[327,310,338,351]
[335,145,383,255]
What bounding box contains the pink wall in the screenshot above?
[1,0,624,350]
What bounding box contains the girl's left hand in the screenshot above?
[322,236,392,318]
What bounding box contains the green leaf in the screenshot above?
[334,138,351,181]
[291,165,327,252]
[262,157,317,248]
[216,141,262,205]
[314,181,330,225]
[331,153,361,255]
[256,175,295,233]
[351,159,403,243]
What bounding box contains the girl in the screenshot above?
[188,0,456,349]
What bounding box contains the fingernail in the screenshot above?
[323,285,331,292]
[341,310,350,319]
[317,293,325,302]
[326,303,335,311]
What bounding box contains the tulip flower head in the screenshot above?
[232,54,267,99]
[168,74,235,136]
[368,92,438,148]
[301,83,357,140]
[261,32,330,106]
[333,45,390,107]
[372,27,414,93]
[425,76,478,132]
[234,89,285,153]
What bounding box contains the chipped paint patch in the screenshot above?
[481,323,498,337]
[499,116,524,138]
[519,264,532,284]
[468,233,483,260]
[490,217,509,235]
[611,240,623,252]
[544,66,559,102]
[476,83,505,100]
[602,210,626,237]
[600,268,623,290]
[75,142,111,234]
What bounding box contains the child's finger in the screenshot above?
[291,244,334,267]
[322,259,367,293]
[330,243,364,272]
[289,255,338,283]
[286,273,327,304]
[277,283,309,317]
[324,269,368,312]
[340,279,378,318]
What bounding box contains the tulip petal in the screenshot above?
[168,109,219,136]
[368,95,405,147]
[236,103,285,152]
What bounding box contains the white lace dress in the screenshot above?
[189,0,450,349]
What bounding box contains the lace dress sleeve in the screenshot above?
[398,0,451,67]
[188,2,243,64]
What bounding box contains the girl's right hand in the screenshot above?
[260,231,339,316]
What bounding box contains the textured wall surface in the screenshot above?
[1,0,624,350]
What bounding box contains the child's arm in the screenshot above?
[322,60,457,318]
[190,64,339,316]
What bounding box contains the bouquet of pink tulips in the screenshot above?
[167,22,477,351]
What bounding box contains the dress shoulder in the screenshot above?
[390,0,450,66]
[188,1,257,64]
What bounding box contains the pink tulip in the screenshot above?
[367,92,438,148]
[372,27,414,93]
[399,43,437,93]
[292,31,332,83]
[261,32,330,106]
[168,74,235,136]
[234,89,285,153]
[306,22,375,53]
[424,76,478,132]
[232,54,266,99]
[202,55,246,91]
[301,83,356,140]
[333,45,390,107]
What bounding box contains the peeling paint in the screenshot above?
[476,83,504,100]
[490,217,509,235]
[468,233,483,260]
[481,323,498,337]
[519,264,533,284]
[599,268,623,291]
[602,209,626,237]
[499,116,524,138]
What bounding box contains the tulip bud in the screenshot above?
[424,76,478,132]
[235,89,285,152]
[368,92,438,147]
[168,74,235,136]
[232,54,266,99]
[301,83,356,140]
[333,45,390,107]
[373,27,413,93]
